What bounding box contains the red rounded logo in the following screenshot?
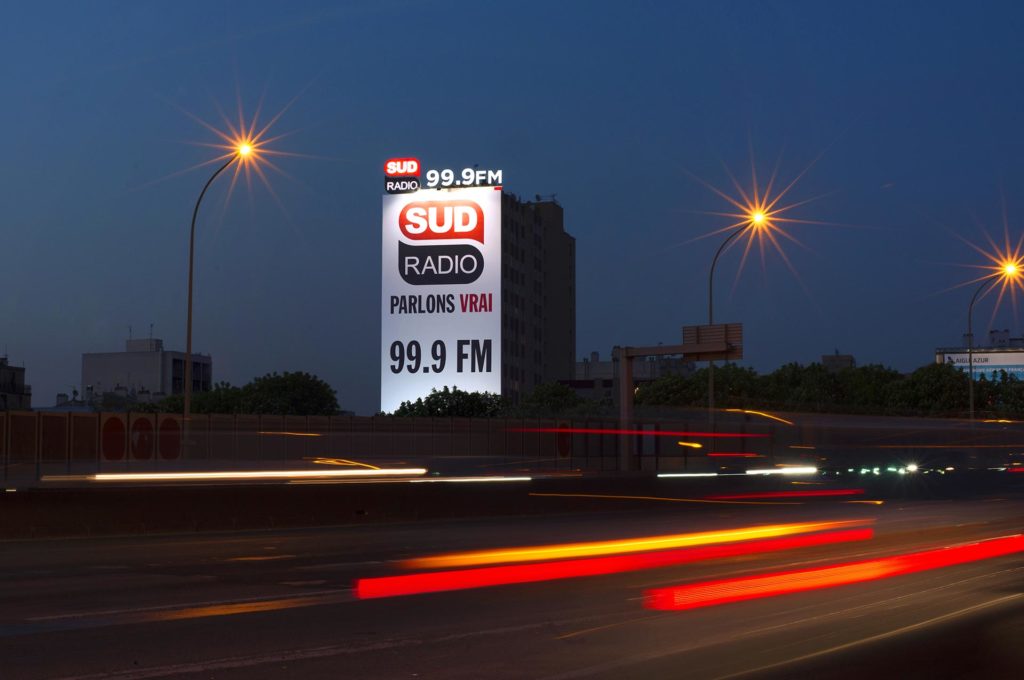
[399,200,484,244]
[384,158,420,176]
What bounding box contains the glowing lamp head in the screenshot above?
[750,211,766,227]
[236,142,253,158]
[1002,262,1019,277]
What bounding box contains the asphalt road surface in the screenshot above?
[3,494,1024,679]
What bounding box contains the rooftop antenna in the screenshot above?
[149,323,154,340]
[129,325,133,341]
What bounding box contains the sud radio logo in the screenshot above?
[398,199,484,285]
[384,157,420,194]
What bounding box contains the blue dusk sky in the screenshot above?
[4,1,1024,413]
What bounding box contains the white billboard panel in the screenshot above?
[381,187,502,412]
[937,351,1024,380]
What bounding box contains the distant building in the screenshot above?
[36,392,91,413]
[501,194,575,404]
[0,356,31,410]
[82,338,212,403]
[562,350,694,401]
[821,350,856,372]
[970,329,1024,349]
[937,329,1024,380]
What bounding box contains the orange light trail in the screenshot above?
[705,489,865,500]
[258,431,322,437]
[403,520,870,570]
[355,528,873,600]
[707,452,762,458]
[647,534,1024,611]
[307,457,380,470]
[724,409,795,425]
[511,427,768,439]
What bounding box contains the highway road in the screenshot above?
[2,490,1024,679]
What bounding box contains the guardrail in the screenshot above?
[7,410,1013,485]
[3,412,777,482]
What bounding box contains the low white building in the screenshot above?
[82,338,212,401]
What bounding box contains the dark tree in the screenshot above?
[239,372,340,416]
[393,386,505,417]
[884,362,968,416]
[512,382,584,417]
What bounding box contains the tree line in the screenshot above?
[635,361,1024,418]
[394,361,1024,419]
[93,361,1024,419]
[102,371,342,416]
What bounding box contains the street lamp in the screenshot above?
[707,209,766,423]
[183,141,254,423]
[966,261,1021,420]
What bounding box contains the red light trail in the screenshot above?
[646,534,1024,611]
[354,528,872,599]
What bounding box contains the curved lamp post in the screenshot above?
[707,210,765,424]
[966,261,1019,420]
[183,143,252,422]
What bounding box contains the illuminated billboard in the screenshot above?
[936,350,1024,380]
[381,170,502,413]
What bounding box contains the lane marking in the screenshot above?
[49,639,426,680]
[555,613,669,640]
[27,589,351,622]
[539,567,1024,679]
[294,560,384,570]
[224,554,296,562]
[712,593,1024,680]
[143,593,352,622]
[529,492,801,506]
[47,616,596,680]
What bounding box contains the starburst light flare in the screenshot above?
[949,226,1024,326]
[684,147,835,285]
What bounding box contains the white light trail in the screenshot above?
[745,466,818,476]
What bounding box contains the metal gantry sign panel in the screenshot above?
[681,323,744,361]
[381,186,502,412]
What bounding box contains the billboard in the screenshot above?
[937,350,1024,380]
[381,185,502,412]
